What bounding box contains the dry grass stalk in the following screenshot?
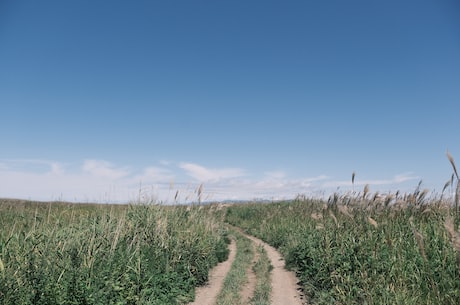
[442,177,452,195]
[195,183,204,204]
[384,194,395,206]
[409,217,427,261]
[413,228,427,261]
[363,184,369,200]
[447,150,459,180]
[310,212,323,220]
[329,210,339,228]
[174,190,179,202]
[418,189,429,200]
[421,207,432,214]
[372,192,380,203]
[352,171,356,192]
[444,216,460,253]
[446,151,460,212]
[111,214,126,253]
[455,182,460,213]
[367,217,378,228]
[337,205,353,218]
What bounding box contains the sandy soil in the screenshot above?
[243,233,305,305]
[188,239,237,305]
[187,229,305,305]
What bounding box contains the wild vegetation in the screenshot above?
[225,191,460,305]
[249,245,272,305]
[0,200,229,305]
[2,194,460,305]
[215,230,253,305]
[2,153,460,304]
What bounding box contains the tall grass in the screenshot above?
[226,193,460,305]
[447,150,460,214]
[0,199,229,305]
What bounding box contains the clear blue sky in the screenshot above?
[1,0,459,203]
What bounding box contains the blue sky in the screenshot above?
[1,0,459,203]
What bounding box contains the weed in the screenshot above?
[226,194,460,305]
[0,199,228,305]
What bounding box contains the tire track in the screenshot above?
[188,239,237,305]
[188,229,305,305]
[242,233,305,305]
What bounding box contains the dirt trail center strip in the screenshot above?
[243,233,305,305]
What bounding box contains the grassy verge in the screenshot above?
[0,199,229,305]
[250,245,272,305]
[216,230,253,305]
[226,195,460,305]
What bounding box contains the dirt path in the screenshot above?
[243,233,305,305]
[188,239,237,305]
[187,229,305,305]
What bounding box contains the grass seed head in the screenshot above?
[328,210,339,228]
[444,216,460,253]
[310,212,323,220]
[363,184,369,199]
[447,150,459,180]
[338,205,353,218]
[367,217,378,228]
[442,179,452,194]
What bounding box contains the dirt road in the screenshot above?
[187,229,305,305]
[243,233,305,305]
[189,239,237,305]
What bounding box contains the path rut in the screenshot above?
[243,233,305,305]
[188,239,237,305]
[187,228,306,305]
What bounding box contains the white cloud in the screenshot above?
[0,159,135,202]
[264,170,286,179]
[131,166,175,184]
[180,172,330,202]
[50,162,64,175]
[159,160,172,166]
[394,172,419,183]
[179,162,246,182]
[82,159,130,179]
[0,159,423,203]
[0,159,64,174]
[322,172,420,189]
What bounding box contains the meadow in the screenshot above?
[1,188,460,304]
[0,200,229,305]
[226,191,460,305]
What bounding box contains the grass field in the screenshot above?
[225,192,460,305]
[0,200,229,305]
[1,190,460,305]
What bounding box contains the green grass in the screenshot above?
[3,191,460,305]
[0,199,229,305]
[225,196,460,305]
[216,229,254,305]
[250,245,272,305]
